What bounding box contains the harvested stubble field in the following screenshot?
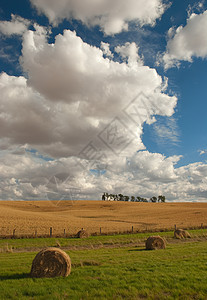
[0,200,207,237]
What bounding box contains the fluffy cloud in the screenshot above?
[163,10,207,68]
[1,149,207,201]
[128,151,180,181]
[115,42,143,66]
[100,42,113,58]
[0,14,30,36]
[0,71,110,158]
[30,0,166,35]
[199,150,207,155]
[16,26,177,158]
[20,26,176,108]
[0,73,56,145]
[0,25,180,201]
[1,4,206,202]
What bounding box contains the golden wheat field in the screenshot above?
[0,200,207,237]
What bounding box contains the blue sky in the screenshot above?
[0,0,207,201]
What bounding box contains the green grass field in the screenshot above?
[0,231,207,299]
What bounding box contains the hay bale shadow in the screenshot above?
[0,273,29,281]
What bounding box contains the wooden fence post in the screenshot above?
[132,226,134,233]
[13,229,16,238]
[50,227,53,237]
[201,223,203,229]
[100,227,102,235]
[64,229,66,237]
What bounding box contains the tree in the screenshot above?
[118,194,124,201]
[136,196,148,202]
[131,196,135,202]
[150,196,157,203]
[158,195,166,203]
[136,196,141,202]
[124,195,130,202]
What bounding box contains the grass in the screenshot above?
[0,228,206,252]
[0,231,207,299]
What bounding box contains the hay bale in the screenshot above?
[146,236,166,250]
[30,247,71,278]
[76,229,89,238]
[174,229,191,239]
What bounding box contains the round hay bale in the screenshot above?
[76,229,89,238]
[30,247,71,278]
[174,229,191,239]
[146,236,166,250]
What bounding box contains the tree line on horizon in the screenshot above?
[102,193,166,203]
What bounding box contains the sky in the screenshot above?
[0,0,207,202]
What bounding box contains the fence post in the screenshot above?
[35,230,37,238]
[174,224,177,230]
[64,229,66,237]
[50,227,53,238]
[132,226,134,233]
[201,223,203,229]
[100,227,102,235]
[13,229,16,238]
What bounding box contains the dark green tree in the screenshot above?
[150,196,157,203]
[131,196,135,202]
[158,195,166,203]
[124,196,130,202]
[118,194,124,201]
[136,196,141,202]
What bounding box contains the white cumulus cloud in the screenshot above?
[163,10,207,68]
[0,14,30,36]
[30,0,166,35]
[0,24,180,201]
[16,25,177,159]
[1,149,207,201]
[100,42,114,58]
[115,42,143,66]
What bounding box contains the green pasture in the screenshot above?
[0,228,206,252]
[0,230,207,299]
